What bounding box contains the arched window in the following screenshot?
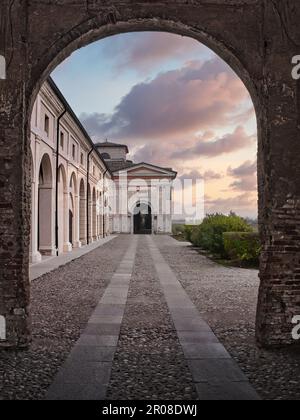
[101,152,111,160]
[0,55,6,80]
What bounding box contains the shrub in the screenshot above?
[172,224,185,236]
[184,225,196,242]
[190,213,253,256]
[223,232,261,266]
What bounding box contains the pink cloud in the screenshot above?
[228,160,257,192]
[205,193,258,215]
[103,32,204,73]
[81,58,253,143]
[179,169,222,181]
[171,127,255,160]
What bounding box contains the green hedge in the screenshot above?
[189,214,253,256]
[223,232,261,265]
[184,225,197,242]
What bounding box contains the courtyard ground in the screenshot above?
[0,235,299,400]
[156,236,300,400]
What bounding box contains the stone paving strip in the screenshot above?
[45,237,138,400]
[147,236,260,401]
[106,236,197,400]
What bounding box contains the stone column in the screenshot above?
[73,192,81,248]
[79,196,87,245]
[255,13,300,346]
[92,200,97,241]
[88,198,93,243]
[63,189,72,252]
[0,2,31,346]
[30,176,41,264]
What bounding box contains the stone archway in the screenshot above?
[134,202,152,235]
[1,1,300,348]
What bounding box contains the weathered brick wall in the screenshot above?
[257,196,300,346]
[0,0,300,348]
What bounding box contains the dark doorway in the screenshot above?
[69,210,73,245]
[134,202,152,235]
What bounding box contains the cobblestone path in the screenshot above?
[106,236,197,399]
[45,235,258,401]
[0,236,128,400]
[0,234,270,400]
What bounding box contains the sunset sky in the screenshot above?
[52,32,258,219]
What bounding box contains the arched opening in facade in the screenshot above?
[96,191,99,238]
[69,172,78,248]
[79,179,86,246]
[133,202,152,235]
[38,154,54,256]
[57,164,68,254]
[92,188,97,241]
[99,192,103,238]
[87,184,92,243]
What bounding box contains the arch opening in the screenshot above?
[79,179,86,245]
[69,172,78,248]
[57,164,68,253]
[24,18,268,360]
[133,202,152,235]
[87,184,92,243]
[92,188,97,241]
[38,154,54,256]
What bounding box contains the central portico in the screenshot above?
[95,141,177,234]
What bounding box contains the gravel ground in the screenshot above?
[106,236,197,400]
[0,236,127,400]
[2,234,300,400]
[155,236,300,401]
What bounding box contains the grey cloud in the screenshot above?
[171,127,255,160]
[228,160,257,177]
[230,178,257,192]
[205,193,257,216]
[227,160,257,192]
[102,32,203,73]
[179,169,222,181]
[81,57,252,143]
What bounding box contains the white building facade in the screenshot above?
[29,79,177,263]
[95,143,177,235]
[30,79,111,263]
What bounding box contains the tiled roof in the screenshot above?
[106,160,135,172]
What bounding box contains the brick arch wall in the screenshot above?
[0,0,300,348]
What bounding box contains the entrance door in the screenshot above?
[134,203,152,235]
[69,209,73,245]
